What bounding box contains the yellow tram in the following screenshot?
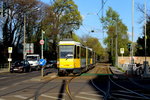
[57,40,96,75]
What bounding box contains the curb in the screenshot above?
[30,73,57,81]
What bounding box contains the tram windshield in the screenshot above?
[59,45,74,58]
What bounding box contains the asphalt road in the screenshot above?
[0,64,149,100]
[0,64,106,100]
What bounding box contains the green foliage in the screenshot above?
[42,0,82,38]
[72,33,81,42]
[1,0,43,62]
[101,7,130,64]
[136,18,150,56]
[39,0,83,60]
[81,35,108,61]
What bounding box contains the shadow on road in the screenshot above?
[57,80,66,100]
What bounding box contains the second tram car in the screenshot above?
[57,40,96,75]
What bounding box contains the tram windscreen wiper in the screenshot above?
[66,54,73,60]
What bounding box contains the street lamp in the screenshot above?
[131,0,134,64]
[41,30,45,59]
[23,14,26,60]
[115,19,118,67]
[144,0,147,63]
[23,8,41,60]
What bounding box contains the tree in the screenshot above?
[101,7,130,64]
[39,0,82,60]
[81,35,108,62]
[42,0,82,38]
[0,0,45,62]
[136,18,150,56]
[135,3,150,56]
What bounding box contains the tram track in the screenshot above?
[109,76,150,100]
[90,67,150,100]
[0,71,41,87]
[91,75,150,100]
[33,76,59,100]
[66,77,75,100]
[1,63,149,100]
[128,77,150,91]
[65,64,102,100]
[0,75,58,98]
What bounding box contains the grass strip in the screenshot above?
[81,73,113,76]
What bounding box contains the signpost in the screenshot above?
[39,59,47,77]
[40,40,44,45]
[120,48,124,59]
[25,43,34,53]
[8,47,12,72]
[40,30,45,78]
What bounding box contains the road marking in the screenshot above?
[0,80,30,91]
[41,94,65,100]
[80,92,103,97]
[14,95,27,99]
[51,75,57,78]
[12,82,20,86]
[76,96,98,100]
[0,87,8,90]
[0,98,5,100]
[0,77,7,80]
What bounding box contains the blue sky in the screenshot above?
[41,0,150,47]
[0,0,149,47]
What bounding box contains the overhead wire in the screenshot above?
[97,0,108,40]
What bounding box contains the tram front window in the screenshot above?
[59,46,74,58]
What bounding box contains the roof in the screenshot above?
[58,41,81,46]
[26,54,40,56]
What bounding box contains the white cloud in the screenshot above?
[127,32,132,36]
[81,15,85,20]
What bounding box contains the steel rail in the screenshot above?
[34,76,58,100]
[109,76,150,99]
[128,77,150,90]
[90,66,111,100]
[65,76,76,100]
[90,79,108,100]
[0,75,58,98]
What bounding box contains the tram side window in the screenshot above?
[77,46,80,58]
[88,50,91,58]
[81,47,86,58]
[74,45,76,58]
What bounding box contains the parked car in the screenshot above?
[46,60,57,68]
[26,54,40,70]
[10,60,31,73]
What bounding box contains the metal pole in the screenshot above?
[8,53,11,72]
[143,0,147,76]
[23,14,26,60]
[41,31,43,59]
[41,30,44,77]
[115,20,118,66]
[144,0,147,63]
[131,0,134,64]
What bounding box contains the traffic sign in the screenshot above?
[39,59,47,66]
[25,43,34,53]
[8,58,12,62]
[8,47,12,53]
[40,40,44,45]
[120,48,124,54]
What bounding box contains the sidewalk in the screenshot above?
[109,66,125,75]
[0,68,9,73]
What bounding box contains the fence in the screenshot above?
[0,63,8,71]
